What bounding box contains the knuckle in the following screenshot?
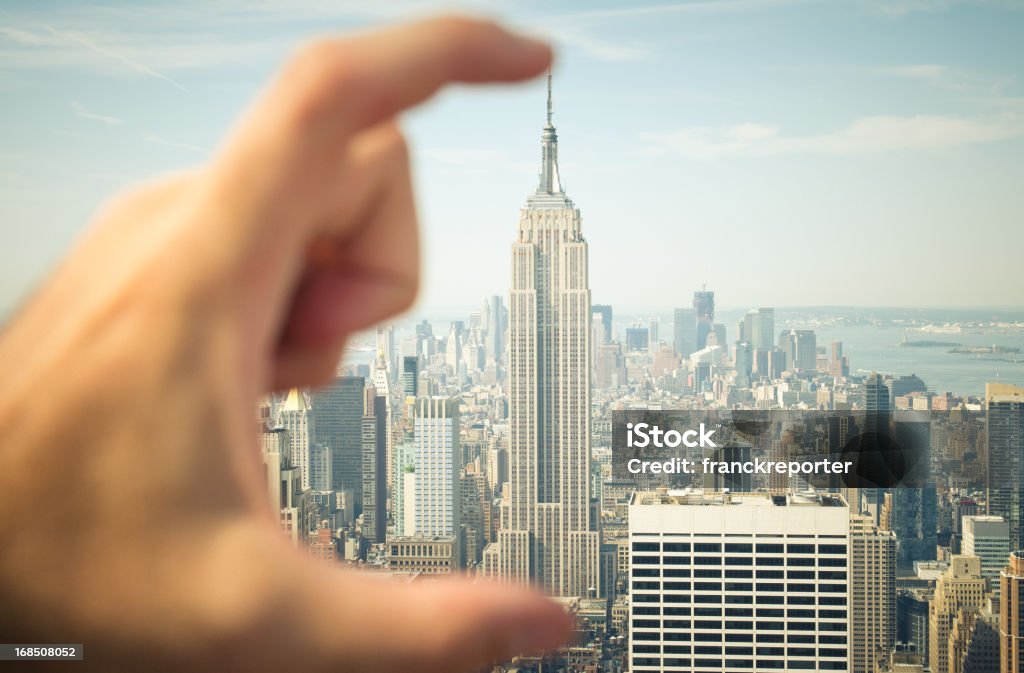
[291,37,340,75]
[379,126,410,164]
[284,38,361,127]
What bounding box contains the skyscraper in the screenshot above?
[625,325,649,352]
[742,308,774,351]
[401,355,419,399]
[483,73,600,597]
[796,329,818,372]
[751,307,775,351]
[733,340,753,388]
[628,490,851,673]
[413,396,460,541]
[891,409,937,570]
[832,340,847,378]
[311,375,364,502]
[1000,550,1024,673]
[592,304,613,344]
[370,349,394,503]
[279,388,316,491]
[865,371,891,436]
[710,323,727,349]
[929,555,987,673]
[392,437,416,537]
[361,388,387,544]
[486,294,506,375]
[260,426,308,545]
[673,308,697,358]
[461,465,489,567]
[693,287,714,350]
[986,383,1024,550]
[962,515,1010,602]
[850,514,897,673]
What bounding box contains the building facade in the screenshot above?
[628,490,851,672]
[310,375,364,502]
[1000,550,1024,673]
[987,384,1024,550]
[413,397,460,542]
[850,514,896,673]
[483,74,600,598]
[361,389,387,544]
[962,515,1010,601]
[929,555,987,673]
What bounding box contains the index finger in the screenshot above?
[284,16,553,138]
[208,15,551,244]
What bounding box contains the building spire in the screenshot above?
[546,69,553,127]
[538,68,562,195]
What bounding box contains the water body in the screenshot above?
[625,307,1024,398]
[343,308,1024,399]
[804,324,1024,397]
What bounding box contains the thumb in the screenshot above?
[301,568,575,673]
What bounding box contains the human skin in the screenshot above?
[0,16,572,673]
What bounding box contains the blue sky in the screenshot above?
[1,0,1022,318]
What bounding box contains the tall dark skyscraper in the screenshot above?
[673,307,697,358]
[624,325,649,352]
[311,375,364,504]
[483,73,600,597]
[693,287,714,350]
[859,373,892,523]
[891,484,937,570]
[864,373,936,569]
[865,372,891,416]
[361,389,387,544]
[986,383,1024,550]
[401,355,419,399]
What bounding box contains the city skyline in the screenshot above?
[2,0,1024,317]
[5,4,1024,672]
[249,72,1024,673]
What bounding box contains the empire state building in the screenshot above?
[482,74,600,598]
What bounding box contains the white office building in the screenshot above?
[413,397,460,540]
[962,514,1010,601]
[628,490,851,672]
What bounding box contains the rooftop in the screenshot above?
[629,489,847,508]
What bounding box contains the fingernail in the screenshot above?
[505,29,553,60]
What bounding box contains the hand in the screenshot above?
[0,16,571,673]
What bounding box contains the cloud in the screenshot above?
[44,25,187,91]
[885,64,950,83]
[143,133,209,155]
[0,24,187,90]
[643,114,1023,157]
[70,101,123,126]
[553,27,651,62]
[879,63,1020,97]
